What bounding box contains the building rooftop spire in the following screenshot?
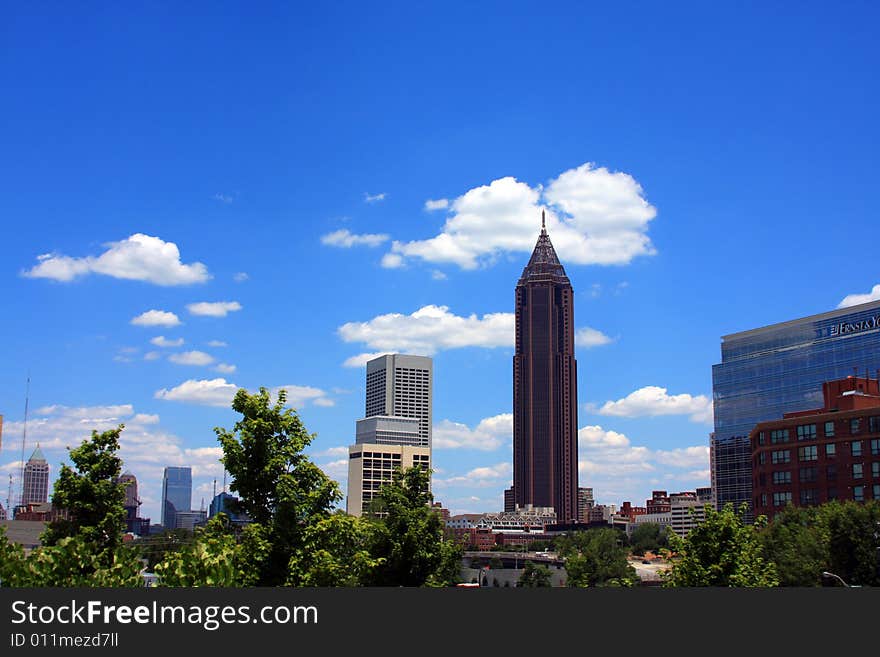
[518,211,568,283]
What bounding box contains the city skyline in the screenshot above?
[2,5,880,522]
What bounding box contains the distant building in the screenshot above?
[0,502,6,521]
[712,298,880,521]
[503,487,515,513]
[365,354,432,448]
[161,466,192,530]
[356,416,421,447]
[577,487,594,522]
[646,491,671,515]
[174,510,207,532]
[668,492,707,538]
[751,375,880,519]
[22,445,49,505]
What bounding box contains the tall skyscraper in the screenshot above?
[22,444,49,505]
[711,298,880,521]
[347,354,433,516]
[161,466,192,529]
[512,213,579,523]
[365,354,432,448]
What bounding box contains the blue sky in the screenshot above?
[2,3,879,522]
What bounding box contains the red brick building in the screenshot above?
[751,376,880,519]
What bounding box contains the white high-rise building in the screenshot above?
[365,354,432,449]
[347,354,433,516]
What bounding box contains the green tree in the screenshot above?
[816,500,880,587]
[215,387,341,585]
[663,503,778,587]
[365,466,462,587]
[518,561,552,587]
[629,522,666,557]
[43,426,128,556]
[559,528,638,587]
[155,515,245,587]
[760,505,829,586]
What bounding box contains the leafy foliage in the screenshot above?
[518,561,552,587]
[558,528,638,587]
[629,522,667,557]
[215,387,341,585]
[365,466,462,587]
[663,503,778,587]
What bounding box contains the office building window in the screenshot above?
[799,467,817,483]
[772,491,792,507]
[853,485,864,502]
[798,445,817,462]
[772,471,791,485]
[796,424,817,441]
[771,450,790,464]
[852,441,862,457]
[852,463,863,479]
[824,421,835,438]
[826,443,836,457]
[770,429,789,444]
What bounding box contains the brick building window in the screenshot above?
[826,443,837,457]
[797,424,817,441]
[853,485,864,502]
[851,418,862,434]
[798,445,817,462]
[772,471,791,485]
[772,491,792,506]
[770,429,789,444]
[852,441,862,457]
[852,463,863,479]
[771,450,790,464]
[799,467,817,483]
[825,421,835,437]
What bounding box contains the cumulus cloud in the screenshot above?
[433,414,512,451]
[380,253,404,269]
[154,378,238,407]
[321,229,390,248]
[433,463,511,489]
[169,351,215,366]
[653,446,710,469]
[214,363,236,374]
[131,310,181,328]
[364,192,387,203]
[424,198,449,211]
[338,304,512,357]
[143,351,161,361]
[431,270,447,281]
[233,272,249,283]
[342,352,388,368]
[21,234,211,285]
[154,379,333,409]
[150,336,184,348]
[597,386,713,424]
[575,327,613,348]
[838,284,880,308]
[385,163,657,270]
[186,301,242,317]
[206,340,228,348]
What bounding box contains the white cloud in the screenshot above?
[233,272,249,283]
[338,304,512,356]
[653,446,710,469]
[270,385,334,409]
[214,363,236,374]
[433,413,512,451]
[364,192,387,203]
[150,336,184,348]
[380,253,404,269]
[131,310,181,327]
[433,463,511,489]
[385,163,657,270]
[169,351,215,366]
[838,284,880,308]
[424,198,449,211]
[206,340,228,348]
[431,270,447,281]
[186,301,242,317]
[21,233,211,285]
[320,229,390,248]
[342,352,387,368]
[597,386,713,424]
[154,378,239,407]
[578,425,632,448]
[213,193,234,204]
[575,327,613,348]
[313,446,350,458]
[143,351,161,361]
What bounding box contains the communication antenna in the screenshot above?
[6,474,12,516]
[18,376,30,507]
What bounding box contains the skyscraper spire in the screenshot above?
[541,209,546,231]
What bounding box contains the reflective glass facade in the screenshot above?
[161,466,192,529]
[711,299,880,521]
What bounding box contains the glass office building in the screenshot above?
[161,466,192,529]
[711,299,880,521]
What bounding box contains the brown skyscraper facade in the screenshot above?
[513,213,579,522]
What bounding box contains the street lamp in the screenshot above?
[822,571,850,587]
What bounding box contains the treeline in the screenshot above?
[0,388,461,587]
